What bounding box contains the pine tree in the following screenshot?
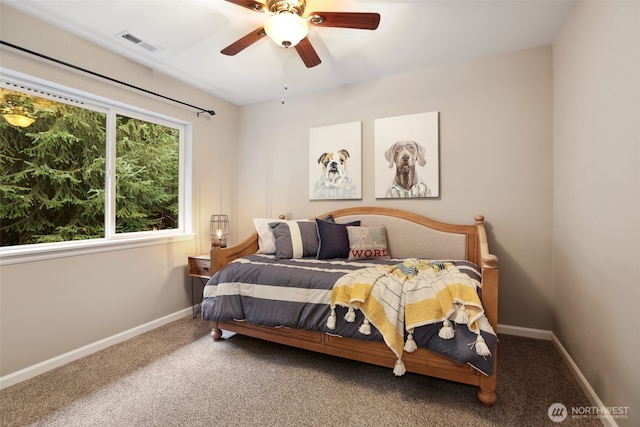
[115,115,179,233]
[0,91,180,246]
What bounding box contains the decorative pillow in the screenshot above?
[253,218,287,254]
[269,220,321,259]
[346,225,391,260]
[316,218,361,259]
[253,215,334,255]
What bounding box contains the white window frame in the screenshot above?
[0,69,193,266]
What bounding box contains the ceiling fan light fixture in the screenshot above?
[264,11,308,48]
[1,94,37,128]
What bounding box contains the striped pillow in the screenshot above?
[269,220,320,259]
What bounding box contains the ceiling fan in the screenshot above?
[221,0,381,68]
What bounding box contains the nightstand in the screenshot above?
[187,254,211,318]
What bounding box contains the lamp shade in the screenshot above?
[264,11,309,47]
[210,214,229,248]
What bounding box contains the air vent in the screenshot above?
[122,33,143,44]
[138,42,158,52]
[117,31,160,53]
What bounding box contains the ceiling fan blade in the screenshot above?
[221,27,267,56]
[309,12,381,30]
[295,37,321,68]
[224,0,267,13]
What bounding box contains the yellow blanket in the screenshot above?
[327,259,493,375]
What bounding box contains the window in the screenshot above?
[0,73,190,261]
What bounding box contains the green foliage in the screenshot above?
[0,91,180,246]
[116,116,179,233]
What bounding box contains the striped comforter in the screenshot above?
[201,254,496,375]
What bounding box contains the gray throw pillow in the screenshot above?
[269,220,321,259]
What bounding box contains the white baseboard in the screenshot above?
[498,324,618,427]
[497,323,553,340]
[551,333,619,427]
[0,307,193,390]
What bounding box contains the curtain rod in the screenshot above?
[0,40,216,116]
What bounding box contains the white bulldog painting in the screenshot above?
[309,122,362,200]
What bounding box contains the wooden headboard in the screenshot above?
[325,207,477,263]
[211,206,497,274]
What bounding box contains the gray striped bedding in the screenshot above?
[201,254,495,375]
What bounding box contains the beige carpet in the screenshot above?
[1,316,599,426]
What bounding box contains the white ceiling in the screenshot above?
[4,0,576,106]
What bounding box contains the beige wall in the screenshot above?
[553,0,640,422]
[0,6,240,376]
[236,46,554,330]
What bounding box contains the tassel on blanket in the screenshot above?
[358,319,371,335]
[404,329,418,353]
[438,319,455,339]
[454,304,469,324]
[428,260,446,271]
[326,308,336,330]
[393,358,406,376]
[473,334,492,357]
[344,307,356,323]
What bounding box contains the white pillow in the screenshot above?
[253,218,310,254]
[253,218,282,254]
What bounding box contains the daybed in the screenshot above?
[202,207,499,406]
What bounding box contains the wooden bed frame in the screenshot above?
[208,207,499,406]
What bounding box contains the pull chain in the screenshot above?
[281,47,289,104]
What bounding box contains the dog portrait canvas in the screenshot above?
[374,111,439,198]
[309,121,362,200]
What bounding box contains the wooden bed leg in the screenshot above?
[477,388,497,407]
[210,322,223,341]
[477,371,497,407]
[476,343,498,407]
